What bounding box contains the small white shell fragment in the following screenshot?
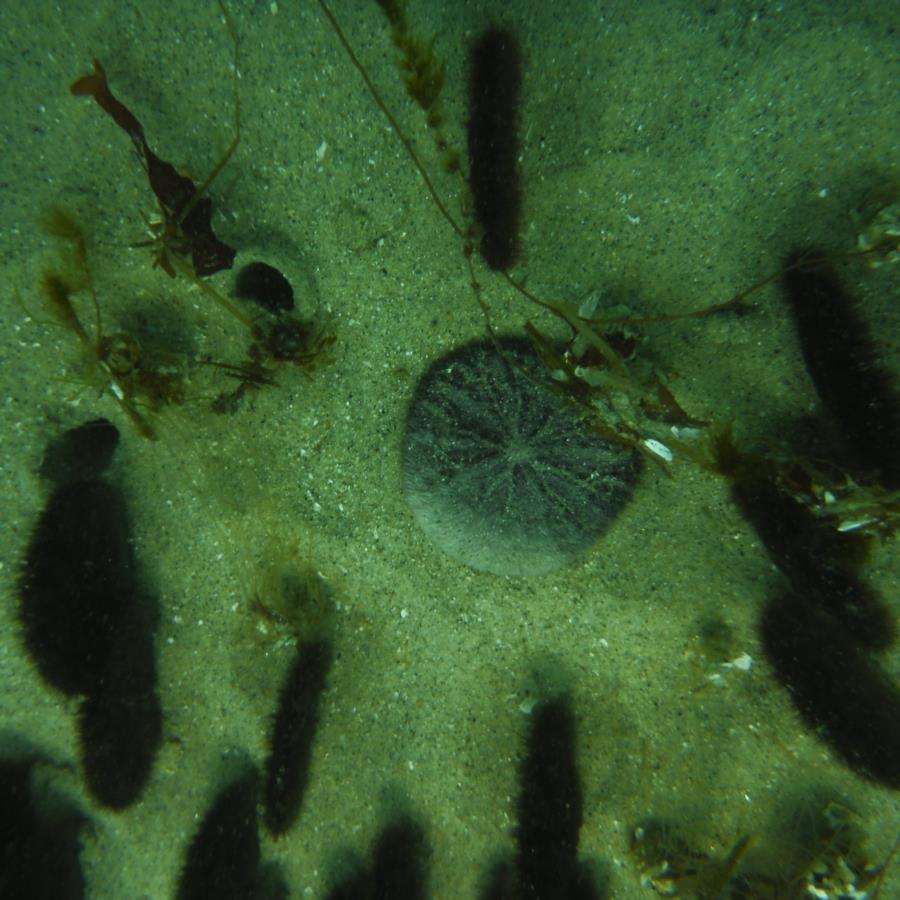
[670,425,701,442]
[837,516,876,533]
[642,438,673,462]
[578,291,602,319]
[725,652,753,672]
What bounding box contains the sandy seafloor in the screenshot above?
[1,0,899,897]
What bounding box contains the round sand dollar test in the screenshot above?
[402,337,643,576]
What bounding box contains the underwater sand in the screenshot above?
[1,0,898,896]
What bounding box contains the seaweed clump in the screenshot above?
[376,0,447,129]
[628,803,897,899]
[731,799,895,899]
[67,4,335,428]
[251,562,337,648]
[629,820,750,898]
[69,2,241,283]
[38,209,187,440]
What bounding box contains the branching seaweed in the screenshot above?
[69,2,241,285]
[63,1,335,426]
[631,800,896,898]
[39,208,188,440]
[208,312,336,415]
[69,2,255,339]
[70,57,239,282]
